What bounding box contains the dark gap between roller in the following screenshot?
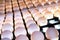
[11,0,15,40]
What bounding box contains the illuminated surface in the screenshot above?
[0,0,60,40]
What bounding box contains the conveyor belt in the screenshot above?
[0,0,60,40]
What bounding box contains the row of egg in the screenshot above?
[0,1,5,35]
[12,1,28,40]
[21,9,40,35]
[1,11,13,40]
